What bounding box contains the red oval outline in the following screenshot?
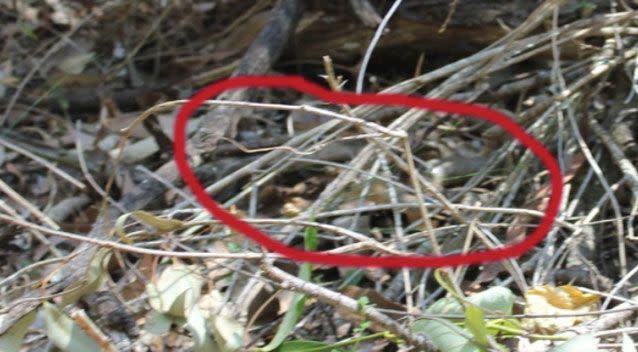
[174,75,563,268]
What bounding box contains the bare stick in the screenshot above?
[0,136,85,190]
[0,179,59,230]
[261,261,436,351]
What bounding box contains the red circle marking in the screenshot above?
[174,75,563,268]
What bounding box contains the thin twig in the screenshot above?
[0,199,63,257]
[74,121,127,213]
[0,214,277,260]
[0,179,59,229]
[261,260,436,351]
[0,136,85,190]
[355,0,404,93]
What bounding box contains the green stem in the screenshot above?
[487,323,569,342]
[301,332,395,352]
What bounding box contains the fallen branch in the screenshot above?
[261,260,436,351]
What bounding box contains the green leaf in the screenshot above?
[303,227,318,251]
[259,227,317,351]
[41,302,106,352]
[132,210,185,233]
[464,304,489,346]
[357,296,370,312]
[487,318,521,337]
[550,334,598,352]
[21,25,37,40]
[144,310,172,335]
[412,297,479,352]
[338,269,365,289]
[354,320,371,335]
[0,310,36,352]
[411,287,516,352]
[412,317,480,352]
[466,287,514,315]
[259,288,307,351]
[428,296,464,315]
[185,306,218,352]
[211,315,244,352]
[434,269,461,299]
[115,211,184,244]
[114,212,135,244]
[58,98,70,112]
[61,248,112,306]
[146,264,203,319]
[277,340,328,352]
[227,242,242,253]
[145,270,217,351]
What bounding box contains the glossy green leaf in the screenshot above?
[464,304,489,346]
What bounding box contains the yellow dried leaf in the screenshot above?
[560,285,600,308]
[527,285,599,309]
[523,285,600,334]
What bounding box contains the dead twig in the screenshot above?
[261,260,437,351]
[191,0,303,159]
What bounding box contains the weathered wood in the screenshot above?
[191,0,303,158]
[0,0,304,336]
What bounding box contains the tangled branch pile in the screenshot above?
[0,1,637,351]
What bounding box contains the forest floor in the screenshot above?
[1,1,638,351]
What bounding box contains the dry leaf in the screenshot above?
[132,210,185,233]
[281,197,310,217]
[522,285,600,334]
